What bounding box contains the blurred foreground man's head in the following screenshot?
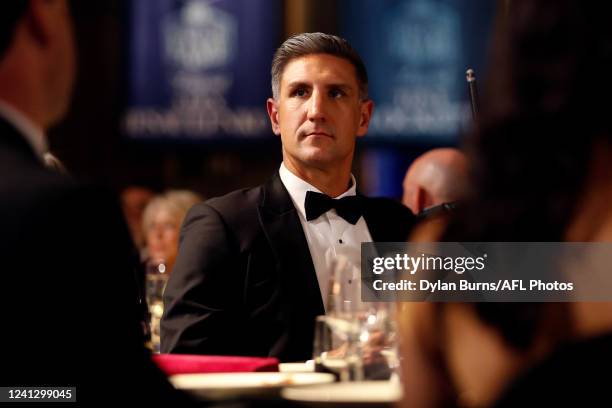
[0,0,75,130]
[0,2,192,403]
[402,148,468,215]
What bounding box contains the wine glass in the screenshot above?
[145,259,169,353]
[313,256,398,381]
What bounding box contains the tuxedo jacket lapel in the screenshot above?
[257,173,325,355]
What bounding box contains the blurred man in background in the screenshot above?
[402,147,468,217]
[0,1,189,403]
[121,185,156,251]
[162,32,415,361]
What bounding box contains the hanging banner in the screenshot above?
[341,0,495,142]
[123,0,281,141]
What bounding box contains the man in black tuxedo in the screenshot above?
[0,1,190,403]
[161,33,415,362]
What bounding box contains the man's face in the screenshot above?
[267,54,373,172]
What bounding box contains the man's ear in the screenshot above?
[418,187,439,214]
[356,99,374,138]
[403,184,420,215]
[415,187,426,215]
[266,98,281,136]
[26,0,59,47]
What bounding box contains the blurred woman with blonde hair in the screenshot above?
[142,190,203,273]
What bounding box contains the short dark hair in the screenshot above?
[270,32,369,100]
[0,1,28,60]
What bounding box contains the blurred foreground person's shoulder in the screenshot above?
[0,121,191,403]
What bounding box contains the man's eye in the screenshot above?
[292,88,308,97]
[329,89,345,98]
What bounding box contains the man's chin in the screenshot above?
[297,147,336,165]
[298,157,345,172]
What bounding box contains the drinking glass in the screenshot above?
[313,256,399,381]
[145,260,169,353]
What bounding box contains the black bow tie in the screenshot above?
[304,191,363,225]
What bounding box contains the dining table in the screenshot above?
[153,354,402,408]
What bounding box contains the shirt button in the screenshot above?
[338,239,343,244]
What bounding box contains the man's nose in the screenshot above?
[307,89,326,122]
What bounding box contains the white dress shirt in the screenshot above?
[278,163,373,312]
[0,99,47,162]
